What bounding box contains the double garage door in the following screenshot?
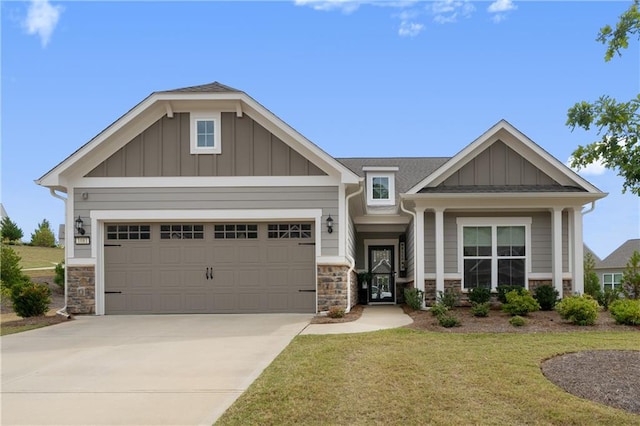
[104,222,316,314]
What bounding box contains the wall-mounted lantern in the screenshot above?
[326,215,334,234]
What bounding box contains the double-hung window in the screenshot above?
[603,273,622,290]
[190,112,221,154]
[458,218,530,290]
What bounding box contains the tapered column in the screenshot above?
[551,208,564,297]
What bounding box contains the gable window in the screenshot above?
[603,273,622,290]
[458,218,530,290]
[364,168,397,206]
[190,112,221,154]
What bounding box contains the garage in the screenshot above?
[104,222,316,314]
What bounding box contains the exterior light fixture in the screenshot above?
[75,216,85,235]
[326,215,334,234]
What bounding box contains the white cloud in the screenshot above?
[294,0,364,14]
[431,0,475,24]
[487,0,516,13]
[23,0,62,47]
[399,21,425,37]
[567,157,608,176]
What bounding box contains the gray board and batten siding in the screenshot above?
[73,186,339,258]
[86,112,327,178]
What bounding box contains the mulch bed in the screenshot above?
[310,304,364,324]
[2,314,72,328]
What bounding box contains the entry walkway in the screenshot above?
[301,304,413,335]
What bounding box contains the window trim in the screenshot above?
[190,111,221,154]
[457,217,532,290]
[366,172,395,206]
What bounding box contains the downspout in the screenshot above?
[49,189,71,319]
[582,201,596,216]
[400,198,417,287]
[344,181,364,313]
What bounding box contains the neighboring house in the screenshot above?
[0,203,7,220]
[58,224,66,247]
[595,239,640,291]
[36,82,606,315]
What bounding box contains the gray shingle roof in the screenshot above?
[599,239,640,269]
[336,157,450,193]
[583,244,602,266]
[158,81,241,93]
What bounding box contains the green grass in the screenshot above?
[0,323,51,336]
[216,329,640,425]
[10,245,64,270]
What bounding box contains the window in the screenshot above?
[190,112,221,154]
[106,225,151,240]
[603,273,623,290]
[214,224,258,239]
[160,224,204,240]
[458,218,530,290]
[268,223,312,239]
[365,171,396,206]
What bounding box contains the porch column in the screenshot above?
[551,207,564,297]
[571,207,584,294]
[435,207,445,295]
[415,207,426,306]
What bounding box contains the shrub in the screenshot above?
[609,299,640,325]
[502,290,540,316]
[437,288,459,309]
[404,288,424,311]
[10,282,51,318]
[533,284,559,311]
[598,287,621,310]
[430,303,449,317]
[509,315,526,327]
[54,261,65,290]
[1,246,30,295]
[438,314,461,328]
[327,306,345,318]
[468,287,491,305]
[496,284,524,303]
[470,302,490,317]
[555,295,599,326]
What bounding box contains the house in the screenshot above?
[36,82,606,315]
[595,239,640,291]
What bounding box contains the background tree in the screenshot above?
[622,250,640,299]
[583,252,601,298]
[566,0,640,195]
[0,246,30,296]
[30,219,56,247]
[1,216,24,242]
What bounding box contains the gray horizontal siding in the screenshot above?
[405,218,415,281]
[73,186,338,258]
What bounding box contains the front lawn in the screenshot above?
[11,245,64,269]
[216,329,640,425]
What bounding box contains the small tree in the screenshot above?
[583,252,601,298]
[622,250,640,299]
[1,216,24,242]
[30,219,56,247]
[0,246,30,296]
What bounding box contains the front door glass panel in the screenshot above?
[369,246,394,303]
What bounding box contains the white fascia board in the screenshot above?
[76,175,341,188]
[362,166,399,172]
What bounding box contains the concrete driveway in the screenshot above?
[1,314,311,425]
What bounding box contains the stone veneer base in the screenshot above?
[66,265,96,314]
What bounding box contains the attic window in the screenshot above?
[190,112,221,154]
[365,170,396,206]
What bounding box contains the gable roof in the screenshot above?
[405,120,604,196]
[599,239,640,269]
[583,244,602,266]
[36,81,360,190]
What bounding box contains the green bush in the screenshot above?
[533,284,559,311]
[404,288,424,311]
[438,314,461,328]
[496,284,524,304]
[502,289,540,316]
[430,303,449,317]
[437,288,459,309]
[470,302,490,317]
[555,295,599,326]
[598,287,621,310]
[54,261,65,290]
[10,282,51,318]
[327,306,345,318]
[509,315,526,327]
[468,287,491,305]
[609,299,640,325]
[1,216,24,242]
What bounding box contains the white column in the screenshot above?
[572,207,584,295]
[551,208,564,297]
[415,207,426,305]
[435,208,445,295]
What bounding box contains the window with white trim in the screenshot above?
[366,172,395,206]
[603,273,623,290]
[190,112,221,154]
[458,218,530,290]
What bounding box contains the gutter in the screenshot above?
[49,189,71,319]
[344,181,364,313]
[582,201,596,216]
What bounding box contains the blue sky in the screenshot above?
[1,0,638,259]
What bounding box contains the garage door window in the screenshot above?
[106,225,151,240]
[268,223,312,239]
[214,224,258,239]
[160,224,204,240]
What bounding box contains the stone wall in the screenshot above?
[317,265,353,312]
[425,280,436,306]
[67,265,96,314]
